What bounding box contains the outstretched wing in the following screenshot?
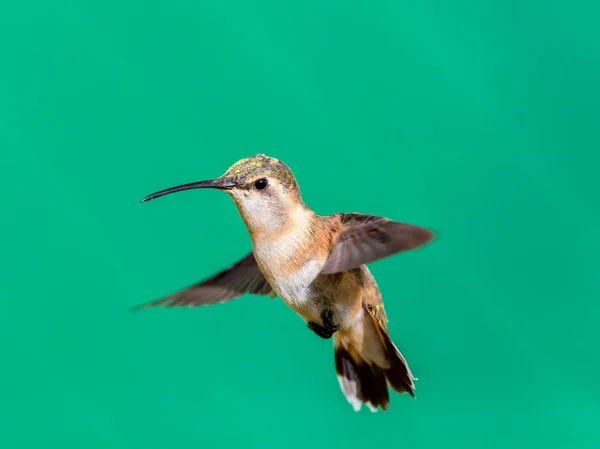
[134,252,275,309]
[320,213,433,274]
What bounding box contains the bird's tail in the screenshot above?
[333,304,416,412]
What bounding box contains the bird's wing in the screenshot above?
[134,252,275,309]
[320,213,433,274]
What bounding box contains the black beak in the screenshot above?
[141,179,236,203]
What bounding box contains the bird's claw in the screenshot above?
[307,308,341,339]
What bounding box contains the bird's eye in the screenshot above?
[254,178,268,190]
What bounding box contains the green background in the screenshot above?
[1,1,599,448]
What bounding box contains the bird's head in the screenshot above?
[142,154,307,236]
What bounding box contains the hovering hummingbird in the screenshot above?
[139,154,434,412]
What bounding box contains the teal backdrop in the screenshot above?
[1,1,599,448]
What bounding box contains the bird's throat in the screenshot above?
[245,203,318,271]
[233,195,312,242]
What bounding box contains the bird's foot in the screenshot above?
[307,322,338,339]
[307,308,341,339]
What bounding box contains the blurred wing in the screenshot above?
[320,213,433,274]
[135,252,274,309]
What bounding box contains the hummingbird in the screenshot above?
[139,154,434,412]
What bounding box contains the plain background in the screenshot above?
[1,1,599,448]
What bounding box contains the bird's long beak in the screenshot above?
[141,178,236,202]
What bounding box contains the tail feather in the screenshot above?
[333,306,416,412]
[381,329,416,396]
[334,345,390,411]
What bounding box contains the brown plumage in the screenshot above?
[139,154,434,411]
